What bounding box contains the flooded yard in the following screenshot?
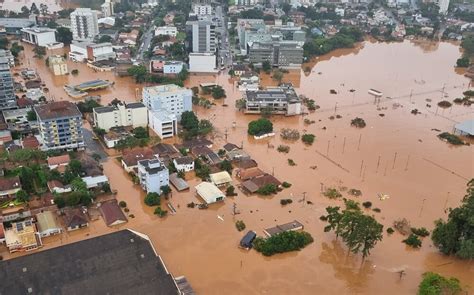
[5,40,474,294]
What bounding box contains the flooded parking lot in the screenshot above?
[5,39,474,294]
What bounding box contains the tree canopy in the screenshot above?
[431,179,474,259]
[253,231,314,256]
[418,272,462,295]
[248,118,273,136]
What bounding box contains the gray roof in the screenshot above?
[93,106,115,113]
[454,119,474,136]
[0,230,180,295]
[0,18,35,29]
[245,87,299,103]
[35,101,82,120]
[126,102,146,109]
[169,173,189,191]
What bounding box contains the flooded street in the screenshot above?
[10,40,474,294]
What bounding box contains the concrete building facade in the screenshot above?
[70,8,99,41]
[189,52,217,73]
[93,102,148,131]
[48,55,68,75]
[137,158,169,194]
[244,85,302,116]
[142,84,192,120]
[249,41,304,68]
[0,57,16,110]
[34,101,85,151]
[21,27,57,46]
[189,20,216,53]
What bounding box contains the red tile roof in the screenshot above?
[47,154,71,167]
[99,200,127,227]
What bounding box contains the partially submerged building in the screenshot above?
[263,220,304,237]
[195,182,225,204]
[243,85,301,116]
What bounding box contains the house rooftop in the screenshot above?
[122,148,155,167]
[47,154,71,166]
[169,173,189,191]
[99,200,127,227]
[62,207,88,229]
[0,176,21,192]
[35,101,81,120]
[0,230,180,294]
[174,156,194,165]
[36,211,60,233]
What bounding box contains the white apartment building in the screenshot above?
[189,52,217,73]
[70,8,99,41]
[101,0,114,17]
[163,61,184,74]
[155,26,177,37]
[142,84,192,120]
[193,4,212,15]
[93,102,147,131]
[48,55,68,76]
[21,27,57,47]
[148,110,177,138]
[142,84,192,138]
[86,42,116,62]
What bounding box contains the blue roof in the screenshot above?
[454,119,474,136]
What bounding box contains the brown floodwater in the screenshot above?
[3,40,473,294]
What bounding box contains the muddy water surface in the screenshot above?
[6,40,474,294]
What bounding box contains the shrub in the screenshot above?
[287,159,296,166]
[362,201,372,208]
[387,227,395,234]
[124,208,130,213]
[280,128,300,140]
[323,188,342,199]
[463,90,474,97]
[280,199,293,205]
[438,132,464,145]
[282,182,292,188]
[144,192,160,206]
[320,215,328,221]
[437,101,452,108]
[235,220,246,231]
[411,227,430,237]
[351,117,366,128]
[418,272,462,295]
[71,69,79,75]
[154,206,168,218]
[119,201,127,208]
[403,234,422,248]
[226,185,237,196]
[256,184,278,195]
[348,189,362,196]
[456,57,470,67]
[301,134,316,145]
[372,208,381,213]
[253,231,314,256]
[277,145,290,153]
[248,118,273,136]
[129,214,135,218]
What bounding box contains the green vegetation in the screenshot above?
[437,101,452,108]
[403,234,422,248]
[351,117,366,128]
[362,201,372,209]
[77,100,101,114]
[71,69,79,75]
[10,42,24,58]
[411,227,430,237]
[432,180,474,259]
[211,85,226,99]
[195,159,210,180]
[132,127,148,139]
[418,272,462,295]
[461,35,474,57]
[280,199,293,205]
[323,188,342,199]
[322,200,383,259]
[301,134,316,145]
[180,111,213,139]
[154,206,168,218]
[119,201,127,208]
[226,185,236,196]
[253,231,314,256]
[235,220,246,232]
[287,159,296,166]
[282,182,292,188]
[256,184,278,195]
[303,27,363,59]
[145,192,160,206]
[277,145,290,153]
[219,159,233,173]
[248,118,273,136]
[33,46,46,59]
[262,60,271,74]
[438,132,464,146]
[56,27,73,45]
[387,227,395,234]
[456,57,469,68]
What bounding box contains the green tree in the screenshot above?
[211,85,226,99]
[301,134,316,145]
[54,196,66,208]
[71,177,87,192]
[161,185,171,197]
[418,272,462,295]
[262,60,271,73]
[77,100,101,114]
[456,57,470,68]
[272,70,284,83]
[15,190,30,202]
[30,2,39,14]
[67,159,83,176]
[33,46,46,58]
[177,67,189,82]
[432,179,474,259]
[180,111,199,131]
[19,167,35,193]
[219,159,233,173]
[461,35,474,57]
[133,127,148,139]
[253,231,314,256]
[145,192,160,206]
[127,65,148,83]
[99,35,113,43]
[196,165,210,180]
[248,118,273,136]
[10,42,24,58]
[198,119,213,135]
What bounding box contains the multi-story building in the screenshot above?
[0,57,16,110]
[93,102,148,131]
[137,157,169,194]
[249,41,304,68]
[163,61,185,74]
[143,85,192,138]
[21,27,57,47]
[189,52,217,73]
[142,84,192,119]
[4,220,42,253]
[34,101,85,151]
[86,42,116,62]
[243,85,302,116]
[48,55,68,75]
[154,26,177,37]
[70,8,99,41]
[0,49,15,67]
[237,0,259,5]
[187,20,216,53]
[101,0,114,17]
[193,4,212,15]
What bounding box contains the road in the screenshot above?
[215,5,232,69]
[136,24,155,62]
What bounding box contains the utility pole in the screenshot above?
[392,152,398,169]
[357,134,362,151]
[342,137,346,154]
[419,198,426,217]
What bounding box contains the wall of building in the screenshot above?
[189,53,217,73]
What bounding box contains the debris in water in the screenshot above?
[378,193,390,200]
[310,165,318,170]
[379,113,385,117]
[330,89,337,94]
[349,89,356,92]
[217,215,224,221]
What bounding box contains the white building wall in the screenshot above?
[71,8,99,41]
[189,53,217,73]
[93,104,148,131]
[154,26,177,37]
[142,85,193,120]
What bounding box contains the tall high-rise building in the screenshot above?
[34,101,85,151]
[70,8,99,41]
[101,0,114,17]
[188,20,216,53]
[0,57,16,110]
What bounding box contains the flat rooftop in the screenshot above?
[34,101,81,120]
[0,230,179,295]
[246,87,299,103]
